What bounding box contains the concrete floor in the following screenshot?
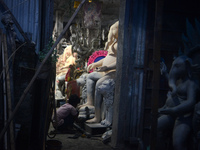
[46,122,113,150]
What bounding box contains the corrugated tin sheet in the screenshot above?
[0,0,53,53]
[7,0,41,53]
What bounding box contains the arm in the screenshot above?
[174,82,198,114]
[60,65,70,70]
[71,106,79,122]
[60,56,75,70]
[87,58,105,72]
[73,111,79,122]
[96,61,116,72]
[160,81,198,115]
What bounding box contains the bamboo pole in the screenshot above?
[0,0,86,140]
[3,34,15,150]
[1,32,8,150]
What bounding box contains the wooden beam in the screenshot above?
[1,30,8,150]
[150,0,164,149]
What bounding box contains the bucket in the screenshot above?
[46,140,62,150]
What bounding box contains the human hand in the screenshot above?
[170,89,177,97]
[87,63,96,72]
[159,107,175,115]
[60,67,65,70]
[96,66,108,72]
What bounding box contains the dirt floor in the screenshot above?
[46,122,113,150]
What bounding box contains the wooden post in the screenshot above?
[150,0,164,149]
[1,32,8,150]
[3,34,15,150]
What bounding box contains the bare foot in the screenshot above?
[79,105,95,113]
[86,117,100,123]
[78,103,93,109]
[101,119,111,126]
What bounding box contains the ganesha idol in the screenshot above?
[78,21,119,127]
[55,45,78,100]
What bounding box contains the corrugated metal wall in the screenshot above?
[0,0,51,53]
[111,0,148,148]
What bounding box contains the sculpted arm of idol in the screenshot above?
[96,61,116,72]
[97,39,118,72]
[160,82,198,115]
[173,82,198,115]
[87,58,105,72]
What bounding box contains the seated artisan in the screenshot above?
[53,94,80,132]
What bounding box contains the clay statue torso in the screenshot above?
[102,41,117,74]
[82,21,119,124]
[102,55,116,74]
[176,80,189,101]
[164,92,178,108]
[166,80,196,106]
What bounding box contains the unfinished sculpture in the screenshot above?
[87,50,108,73]
[56,45,73,76]
[76,73,88,105]
[76,73,95,120]
[78,21,118,124]
[55,45,78,99]
[157,54,200,150]
[83,1,101,29]
[68,2,104,69]
[98,78,115,126]
[71,22,102,69]
[76,50,108,120]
